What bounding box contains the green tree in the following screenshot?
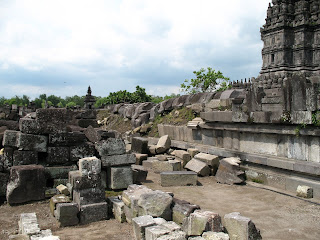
[180,67,230,94]
[66,101,77,108]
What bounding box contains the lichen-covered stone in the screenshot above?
[95,138,126,157]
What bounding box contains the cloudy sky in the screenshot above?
[0,0,271,99]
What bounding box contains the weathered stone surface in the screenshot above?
[69,170,101,190]
[7,165,46,204]
[45,166,77,180]
[185,159,210,177]
[54,202,79,227]
[19,212,40,236]
[46,147,69,165]
[2,130,19,148]
[156,155,169,161]
[17,133,48,152]
[101,154,136,167]
[2,147,13,171]
[156,135,171,154]
[172,198,200,225]
[69,143,96,162]
[73,188,105,206]
[161,171,197,187]
[49,194,71,215]
[84,125,114,143]
[132,137,149,154]
[132,165,148,183]
[215,158,245,185]
[202,232,230,240]
[95,138,126,157]
[132,215,156,240]
[135,153,148,165]
[0,172,9,197]
[49,132,86,146]
[107,166,133,190]
[148,145,158,155]
[110,197,126,223]
[152,160,181,173]
[138,190,173,220]
[9,234,30,240]
[183,210,223,236]
[224,212,261,240]
[173,150,191,166]
[194,153,219,167]
[156,231,187,240]
[79,202,108,225]
[56,184,70,195]
[35,108,68,134]
[297,185,313,198]
[188,237,205,240]
[79,156,101,176]
[13,150,38,166]
[145,225,171,240]
[143,159,157,170]
[19,118,41,134]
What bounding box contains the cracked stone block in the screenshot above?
[79,202,108,225]
[185,159,210,177]
[131,137,149,154]
[215,158,245,185]
[46,147,69,165]
[182,210,223,236]
[145,225,171,240]
[79,156,101,176]
[202,232,230,240]
[73,188,105,206]
[17,133,48,152]
[101,154,136,167]
[172,198,200,225]
[49,194,71,215]
[69,143,96,162]
[297,185,313,198]
[132,215,156,240]
[7,165,46,205]
[13,150,38,166]
[54,202,79,227]
[161,171,197,187]
[156,135,171,154]
[107,166,133,190]
[95,139,126,157]
[224,212,261,240]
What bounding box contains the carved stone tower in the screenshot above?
[260,0,320,77]
[84,86,96,109]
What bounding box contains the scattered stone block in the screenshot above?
[173,150,191,166]
[157,155,169,161]
[69,143,96,162]
[132,215,156,240]
[215,158,245,185]
[156,135,171,154]
[152,160,181,173]
[19,118,41,135]
[45,165,77,180]
[172,198,200,225]
[185,159,210,177]
[2,130,19,148]
[138,190,173,220]
[49,132,86,146]
[188,237,205,240]
[0,172,9,197]
[153,218,167,225]
[84,125,108,143]
[95,139,126,157]
[135,153,148,165]
[73,188,105,206]
[79,156,101,176]
[19,213,40,236]
[13,150,38,166]
[145,225,171,240]
[7,165,46,204]
[224,212,261,240]
[156,231,187,240]
[161,221,181,232]
[132,137,149,154]
[79,202,108,225]
[297,185,313,198]
[110,197,126,223]
[132,165,148,183]
[54,202,79,227]
[142,158,157,170]
[148,145,158,155]
[182,210,223,236]
[2,147,13,170]
[107,166,133,190]
[17,133,48,152]
[194,153,219,167]
[187,149,200,158]
[49,194,71,215]
[47,147,69,165]
[202,232,229,240]
[9,234,30,240]
[101,154,136,167]
[56,184,70,195]
[36,108,68,134]
[161,171,197,187]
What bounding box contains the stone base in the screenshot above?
[160,171,197,187]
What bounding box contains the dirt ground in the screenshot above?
[1,172,320,240]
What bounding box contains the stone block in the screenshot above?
[132,165,148,183]
[9,234,30,240]
[132,137,149,154]
[156,231,186,240]
[84,125,111,143]
[49,194,71,215]
[45,189,59,199]
[156,135,171,154]
[79,156,101,176]
[143,158,157,170]
[107,166,133,190]
[296,185,313,198]
[69,171,102,190]
[19,118,41,134]
[291,111,312,124]
[223,212,261,240]
[182,210,223,236]
[101,154,136,167]
[54,202,79,227]
[188,237,205,240]
[49,132,86,146]
[157,155,169,161]
[0,172,9,197]
[17,133,48,152]
[122,185,153,210]
[200,111,233,123]
[73,188,105,206]
[2,147,14,171]
[161,221,181,231]
[19,212,40,236]
[2,130,19,147]
[148,145,158,155]
[13,150,38,166]
[138,190,173,220]
[56,184,70,195]
[194,153,219,167]
[45,166,77,180]
[187,148,200,158]
[110,197,126,223]
[135,153,148,165]
[152,160,181,173]
[95,138,126,157]
[161,171,197,187]
[132,215,156,240]
[7,165,46,205]
[46,147,69,165]
[202,232,229,240]
[215,158,245,185]
[36,108,68,134]
[79,201,108,225]
[69,143,96,162]
[145,225,171,240]
[172,198,200,225]
[78,119,99,128]
[185,159,210,177]
[173,150,191,166]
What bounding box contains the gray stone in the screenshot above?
[157,155,169,161]
[200,111,233,123]
[13,150,38,166]
[148,145,158,155]
[153,160,181,173]
[132,165,148,183]
[101,154,136,167]
[161,171,197,187]
[172,198,200,225]
[173,150,191,166]
[69,143,96,162]
[7,165,45,204]
[185,159,210,177]
[35,108,68,134]
[135,153,149,165]
[202,232,229,240]
[19,212,40,236]
[110,197,126,223]
[296,185,313,198]
[224,212,261,240]
[132,137,149,154]
[73,188,105,206]
[215,158,245,185]
[143,159,157,170]
[19,118,41,134]
[107,166,133,190]
[156,135,171,154]
[79,201,108,225]
[2,130,19,147]
[56,184,70,195]
[145,225,171,240]
[9,234,30,240]
[84,125,108,143]
[79,156,101,176]
[161,221,181,231]
[95,138,126,156]
[49,194,71,215]
[156,231,186,240]
[132,215,156,240]
[54,202,79,227]
[49,132,86,146]
[188,237,205,240]
[194,153,219,167]
[46,147,69,165]
[0,172,9,197]
[17,133,48,152]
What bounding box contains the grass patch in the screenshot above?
[105,190,123,198]
[251,178,264,184]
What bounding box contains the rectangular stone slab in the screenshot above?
[160,171,197,187]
